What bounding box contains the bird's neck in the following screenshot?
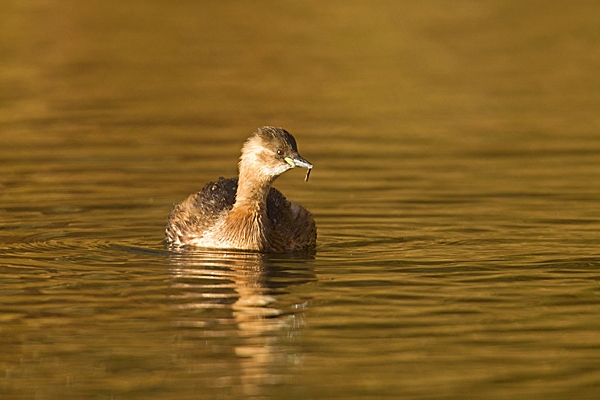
[234,162,274,209]
[218,164,274,251]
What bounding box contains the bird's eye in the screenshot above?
[276,149,284,156]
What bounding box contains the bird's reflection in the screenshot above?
[167,248,315,395]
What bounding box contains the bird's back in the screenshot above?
[165,177,316,252]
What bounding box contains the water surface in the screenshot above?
[2,1,600,399]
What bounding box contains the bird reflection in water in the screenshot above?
[167,249,315,395]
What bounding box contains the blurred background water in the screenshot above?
[2,1,600,399]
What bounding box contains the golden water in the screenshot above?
[2,1,600,399]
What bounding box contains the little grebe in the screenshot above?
[165,126,316,252]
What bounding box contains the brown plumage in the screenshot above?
[165,126,316,253]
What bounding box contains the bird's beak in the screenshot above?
[285,156,312,169]
[285,155,313,182]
